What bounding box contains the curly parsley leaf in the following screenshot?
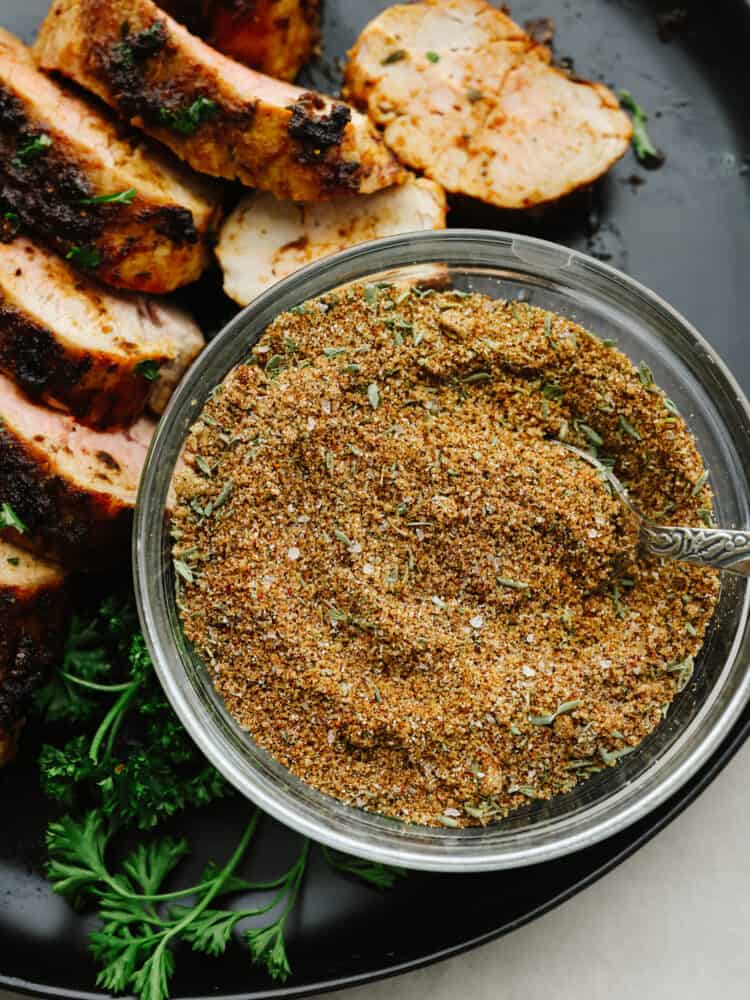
[321,846,407,889]
[37,601,405,1000]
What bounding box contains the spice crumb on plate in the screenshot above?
[173,284,718,827]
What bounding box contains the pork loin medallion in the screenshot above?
[0,236,204,428]
[217,177,447,305]
[34,0,406,201]
[0,29,222,293]
[0,373,154,567]
[0,540,68,766]
[160,0,320,82]
[344,0,633,209]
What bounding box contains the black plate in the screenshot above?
[2,1,750,997]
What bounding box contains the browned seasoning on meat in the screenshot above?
[173,286,719,827]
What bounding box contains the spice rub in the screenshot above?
[173,286,719,827]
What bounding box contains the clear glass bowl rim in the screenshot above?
[134,229,750,872]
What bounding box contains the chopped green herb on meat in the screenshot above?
[159,96,218,136]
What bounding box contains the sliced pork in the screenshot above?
[161,0,320,81]
[0,28,222,293]
[0,237,204,427]
[217,177,447,305]
[344,0,633,209]
[34,0,406,201]
[0,373,154,567]
[0,539,68,766]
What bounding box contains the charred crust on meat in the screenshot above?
[0,652,44,727]
[95,450,121,471]
[0,88,25,130]
[153,206,199,245]
[0,88,105,253]
[0,585,66,727]
[288,92,350,152]
[99,20,244,136]
[287,93,361,191]
[0,420,133,566]
[0,303,92,398]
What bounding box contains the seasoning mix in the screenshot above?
[172,285,719,827]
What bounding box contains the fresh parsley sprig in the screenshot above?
[36,598,405,1000]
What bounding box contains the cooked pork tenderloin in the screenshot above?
[0,373,154,567]
[217,177,447,305]
[0,539,68,766]
[0,29,222,293]
[344,0,633,209]
[35,0,406,201]
[160,0,320,81]
[0,237,204,427]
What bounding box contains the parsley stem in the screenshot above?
[60,671,133,693]
[157,811,260,940]
[276,840,309,922]
[89,682,139,763]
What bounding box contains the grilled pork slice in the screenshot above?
[217,177,447,305]
[344,0,633,209]
[0,29,222,293]
[161,0,320,81]
[0,540,68,766]
[34,0,406,201]
[0,237,204,428]
[0,373,154,567]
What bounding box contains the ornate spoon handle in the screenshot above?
[640,523,750,575]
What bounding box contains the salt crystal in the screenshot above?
[526,633,536,644]
[599,657,612,670]
[444,807,461,818]
[363,563,375,576]
[588,528,599,539]
[287,547,300,561]
[522,665,536,677]
[349,542,363,555]
[470,614,484,629]
[322,399,332,415]
[327,729,335,745]
[307,416,316,431]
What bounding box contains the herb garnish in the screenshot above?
[619,91,665,167]
[381,49,407,65]
[425,51,440,63]
[0,501,27,533]
[78,188,138,205]
[134,359,161,382]
[13,132,52,165]
[159,97,218,136]
[66,245,102,269]
[34,599,404,1000]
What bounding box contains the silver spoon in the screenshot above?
[560,444,750,576]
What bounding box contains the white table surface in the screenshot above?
[3,740,749,1000]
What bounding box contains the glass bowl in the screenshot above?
[134,230,750,872]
